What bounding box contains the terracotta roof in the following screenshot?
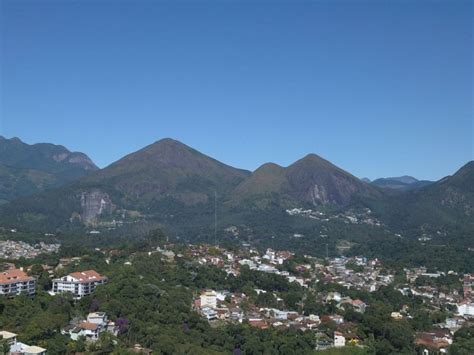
[79,321,99,331]
[69,270,106,283]
[0,269,34,284]
[248,319,268,329]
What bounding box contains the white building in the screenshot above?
[52,270,107,299]
[200,307,217,320]
[457,300,474,317]
[257,264,278,273]
[0,330,17,349]
[326,292,342,303]
[0,269,36,297]
[63,312,118,342]
[334,331,346,347]
[200,290,217,309]
[0,330,46,354]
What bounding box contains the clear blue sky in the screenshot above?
[1,0,472,180]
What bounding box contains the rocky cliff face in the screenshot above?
[79,189,115,224]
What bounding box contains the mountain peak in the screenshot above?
[0,136,23,144]
[0,136,98,203]
[299,153,327,163]
[153,137,186,146]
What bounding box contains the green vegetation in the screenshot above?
[450,326,474,355]
[1,234,468,354]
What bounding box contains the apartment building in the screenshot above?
[0,268,36,297]
[52,269,107,299]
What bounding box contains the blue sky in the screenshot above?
[1,0,472,180]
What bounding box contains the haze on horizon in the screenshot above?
[1,0,472,181]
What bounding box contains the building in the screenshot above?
[334,331,346,347]
[52,270,107,299]
[200,290,217,309]
[0,330,46,354]
[200,307,217,321]
[457,300,474,317]
[0,269,36,297]
[351,299,367,313]
[0,330,17,348]
[391,312,404,320]
[63,312,118,342]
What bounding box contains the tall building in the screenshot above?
[200,290,217,309]
[52,270,107,299]
[0,268,36,297]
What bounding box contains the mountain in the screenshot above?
[0,136,98,203]
[371,175,433,191]
[0,137,471,251]
[80,138,251,212]
[368,161,474,234]
[233,154,381,208]
[0,138,250,227]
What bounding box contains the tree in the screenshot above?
[0,336,10,355]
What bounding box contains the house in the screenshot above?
[391,312,403,320]
[248,318,268,329]
[1,330,46,355]
[351,299,367,313]
[63,312,118,342]
[456,299,474,317]
[334,331,346,347]
[0,269,36,297]
[328,314,344,325]
[200,290,217,309]
[414,331,451,352]
[0,330,17,348]
[51,270,107,299]
[257,264,278,273]
[200,307,217,320]
[69,321,101,341]
[326,292,342,303]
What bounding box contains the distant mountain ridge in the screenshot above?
[0,136,98,203]
[371,175,433,191]
[0,137,471,248]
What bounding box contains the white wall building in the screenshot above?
[200,290,217,309]
[52,270,107,299]
[0,269,36,297]
[0,330,46,354]
[457,300,474,317]
[63,312,118,342]
[334,331,346,347]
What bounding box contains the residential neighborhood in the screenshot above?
[0,240,60,260]
[1,241,473,354]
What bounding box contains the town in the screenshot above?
[1,239,473,354]
[0,240,61,260]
